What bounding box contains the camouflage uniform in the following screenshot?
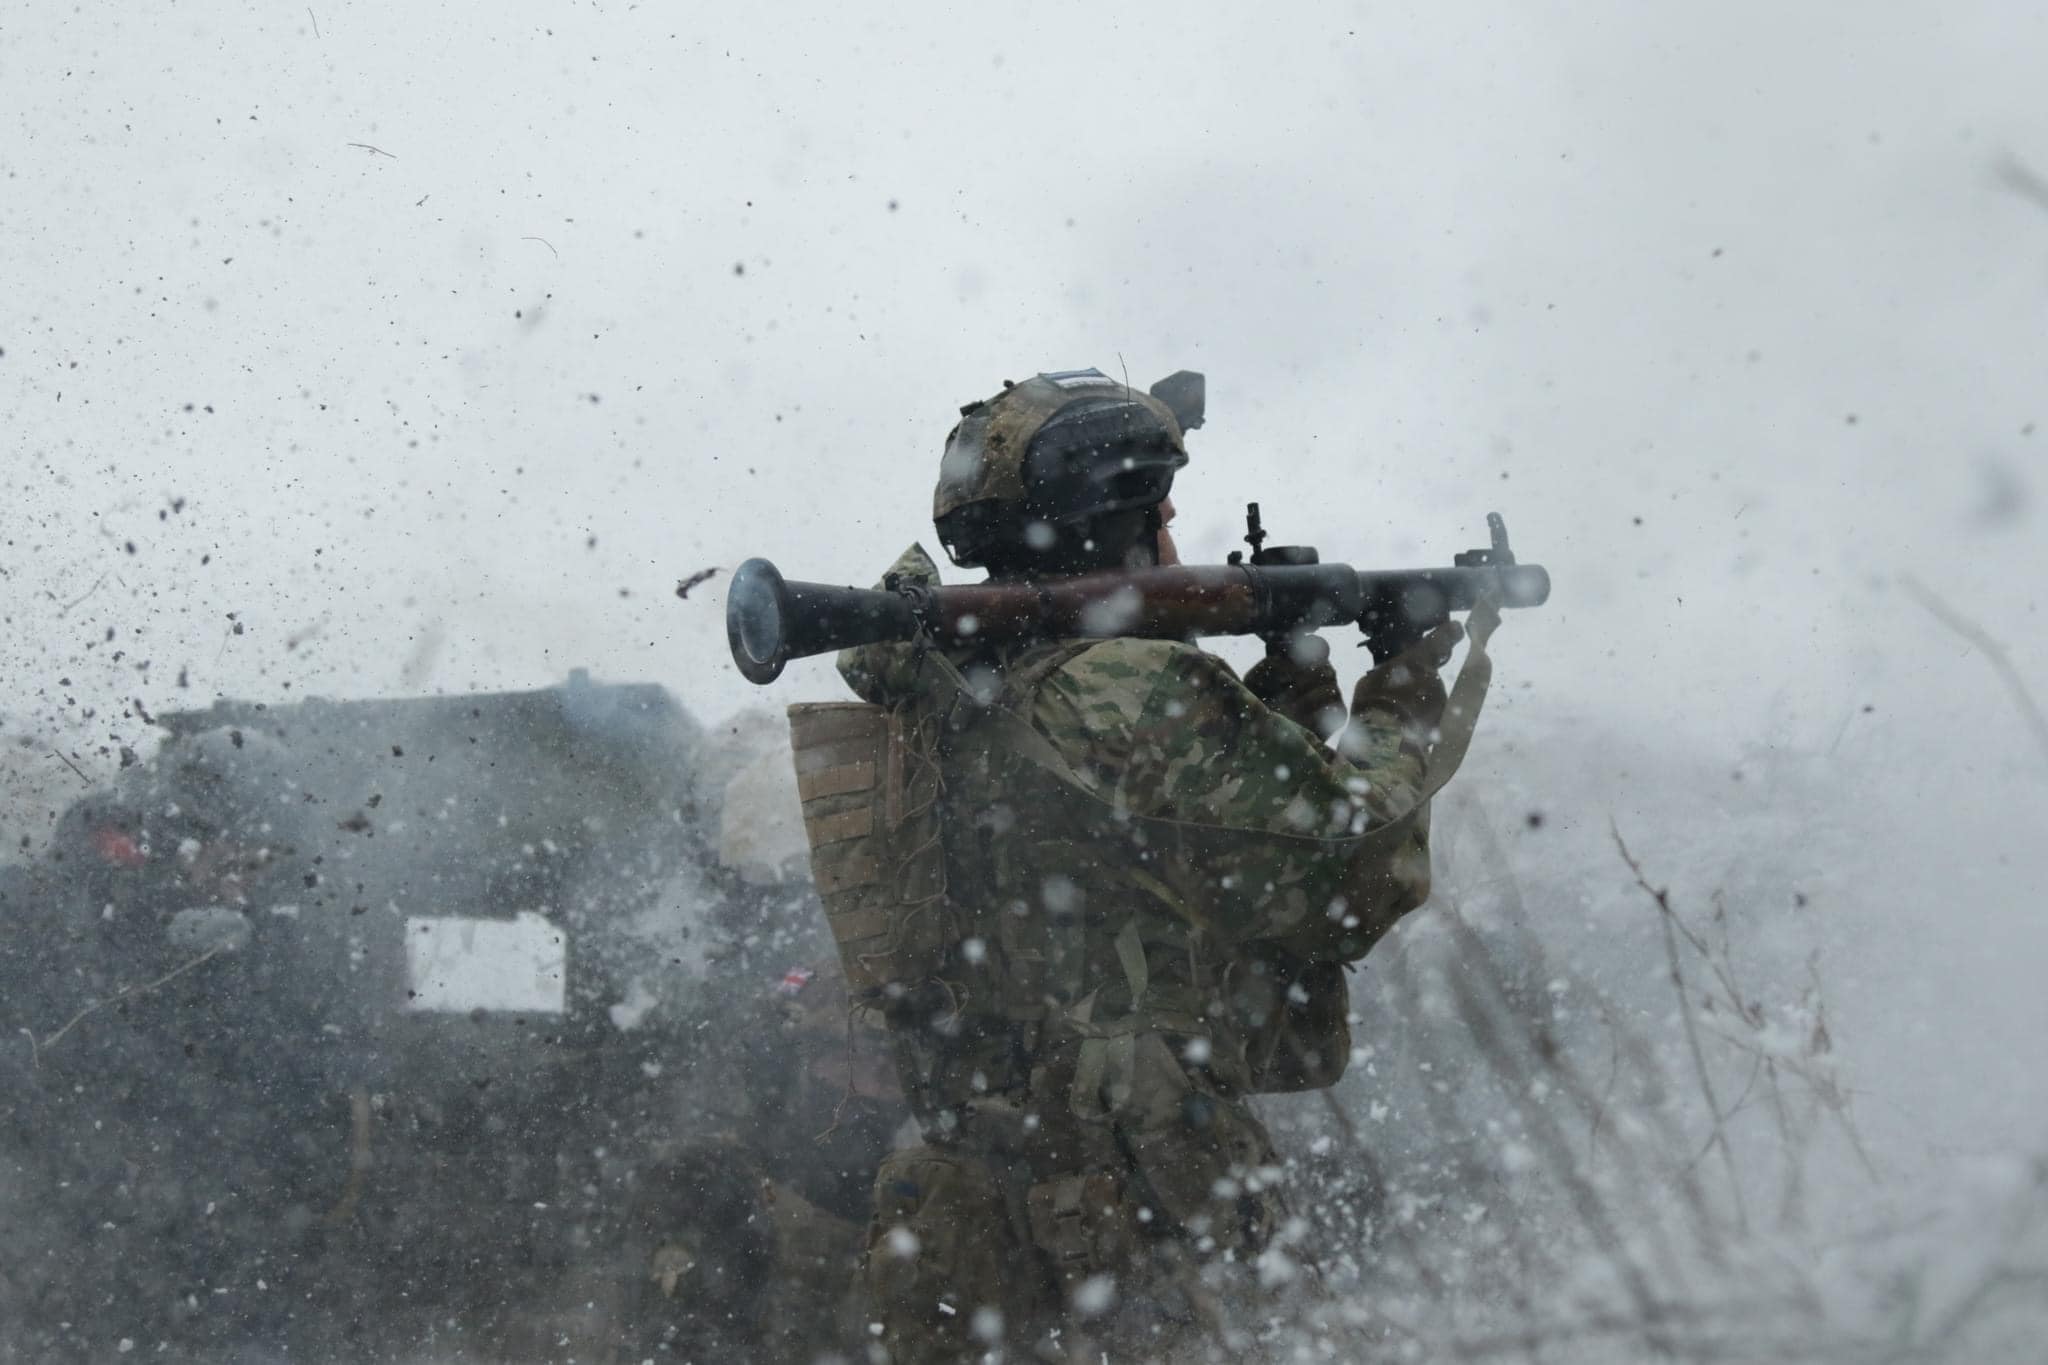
[626,896,906,1361]
[831,543,1447,1362]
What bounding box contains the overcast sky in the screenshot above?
[7,0,2044,749]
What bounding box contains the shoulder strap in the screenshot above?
[917,640,1094,775]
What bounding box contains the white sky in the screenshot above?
[7,0,2043,747]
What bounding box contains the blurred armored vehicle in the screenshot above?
[0,672,895,1363]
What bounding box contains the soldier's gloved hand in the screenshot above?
[1362,607,1434,665]
[1464,596,1504,655]
[1350,620,1464,736]
[1244,634,1347,739]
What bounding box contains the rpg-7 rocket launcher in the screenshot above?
[726,505,1550,684]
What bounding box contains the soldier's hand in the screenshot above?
[1465,596,1503,654]
[1351,620,1463,733]
[1244,634,1347,739]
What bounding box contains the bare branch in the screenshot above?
[58,571,109,615]
[47,749,92,786]
[1899,574,2048,765]
[37,945,226,1057]
[1612,821,1750,1232]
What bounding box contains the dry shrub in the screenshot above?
[1251,805,2048,1365]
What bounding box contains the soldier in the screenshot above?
[618,754,907,1360]
[801,369,1501,1361]
[627,955,906,1361]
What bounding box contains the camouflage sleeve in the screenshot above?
[835,543,942,705]
[1036,638,1433,952]
[1043,639,1425,832]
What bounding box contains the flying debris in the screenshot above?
[675,565,721,599]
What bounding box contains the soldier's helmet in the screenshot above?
[933,368,1199,569]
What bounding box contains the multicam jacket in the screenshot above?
[832,545,1436,1114]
